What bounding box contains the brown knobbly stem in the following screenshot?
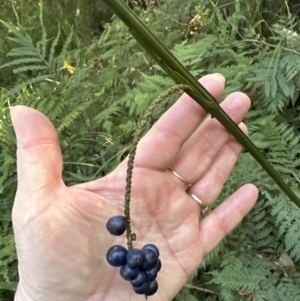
[124,84,187,249]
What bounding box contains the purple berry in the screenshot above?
[145,280,158,296]
[156,258,162,272]
[126,249,144,268]
[132,281,149,295]
[120,264,139,281]
[106,245,127,267]
[142,249,158,270]
[142,244,160,257]
[145,267,157,281]
[106,216,127,236]
[130,270,146,287]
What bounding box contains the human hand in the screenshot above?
[11,74,258,301]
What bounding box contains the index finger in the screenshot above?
[133,74,226,170]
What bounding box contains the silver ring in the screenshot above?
[168,167,192,187]
[189,193,209,214]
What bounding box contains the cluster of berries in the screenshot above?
[106,216,161,296]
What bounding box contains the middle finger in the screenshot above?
[170,92,251,187]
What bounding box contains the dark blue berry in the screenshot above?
[145,267,157,281]
[132,281,149,295]
[106,216,127,236]
[142,249,158,270]
[142,244,160,257]
[126,249,144,268]
[130,270,146,287]
[145,280,158,296]
[156,258,162,272]
[106,245,127,267]
[120,264,139,281]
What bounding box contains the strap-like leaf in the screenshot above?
[101,0,300,207]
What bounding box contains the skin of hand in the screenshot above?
[11,74,258,301]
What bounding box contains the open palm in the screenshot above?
[12,74,258,301]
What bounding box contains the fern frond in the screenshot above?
[7,48,41,57]
[55,29,74,73]
[38,2,47,58]
[57,97,98,133]
[7,74,54,95]
[0,57,43,68]
[49,25,61,67]
[0,20,33,46]
[12,65,49,74]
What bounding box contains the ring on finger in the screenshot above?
[188,193,209,214]
[168,167,192,187]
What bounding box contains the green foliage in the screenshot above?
[1,0,300,300]
[174,287,200,301]
[0,4,74,96]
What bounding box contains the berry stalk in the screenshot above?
[124,84,186,249]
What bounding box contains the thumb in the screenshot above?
[11,105,64,194]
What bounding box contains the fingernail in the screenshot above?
[213,73,226,83]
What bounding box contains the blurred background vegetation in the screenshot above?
[1,0,300,300]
